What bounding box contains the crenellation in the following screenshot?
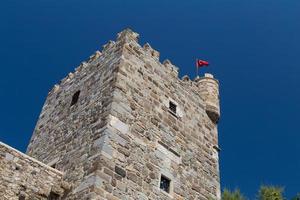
[48,84,61,97]
[162,59,179,78]
[117,28,139,43]
[143,43,160,61]
[74,61,88,75]
[88,50,102,63]
[181,75,190,82]
[53,84,60,93]
[102,40,116,52]
[1,29,221,200]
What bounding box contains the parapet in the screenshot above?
[0,142,70,199]
[195,73,220,123]
[143,43,160,61]
[47,28,219,123]
[114,29,220,123]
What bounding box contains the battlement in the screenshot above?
[49,29,220,125]
[51,29,178,79]
[26,29,221,200]
[51,28,181,88]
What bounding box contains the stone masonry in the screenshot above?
[0,142,69,199]
[0,29,221,200]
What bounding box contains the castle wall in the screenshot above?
[0,142,66,200]
[25,29,221,200]
[91,30,221,199]
[26,40,123,199]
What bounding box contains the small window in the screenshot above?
[169,101,177,114]
[50,163,56,169]
[70,91,80,106]
[48,192,59,200]
[160,175,171,193]
[19,195,25,200]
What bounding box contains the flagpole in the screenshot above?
[196,59,199,78]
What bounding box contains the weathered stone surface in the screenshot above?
[114,166,126,178]
[1,28,221,200]
[0,142,66,199]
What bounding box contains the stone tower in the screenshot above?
[26,29,221,200]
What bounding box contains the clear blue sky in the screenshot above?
[1,0,299,198]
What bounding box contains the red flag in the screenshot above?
[196,59,209,67]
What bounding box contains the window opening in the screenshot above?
[169,101,177,114]
[160,175,171,193]
[50,163,56,169]
[70,91,80,106]
[48,192,59,200]
[19,195,25,200]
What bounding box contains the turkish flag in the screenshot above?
[196,59,209,67]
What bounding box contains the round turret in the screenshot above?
[196,73,220,123]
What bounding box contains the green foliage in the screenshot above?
[291,193,300,200]
[222,188,246,200]
[257,186,284,200]
[220,186,299,200]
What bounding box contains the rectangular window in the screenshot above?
[160,175,171,193]
[169,101,177,114]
